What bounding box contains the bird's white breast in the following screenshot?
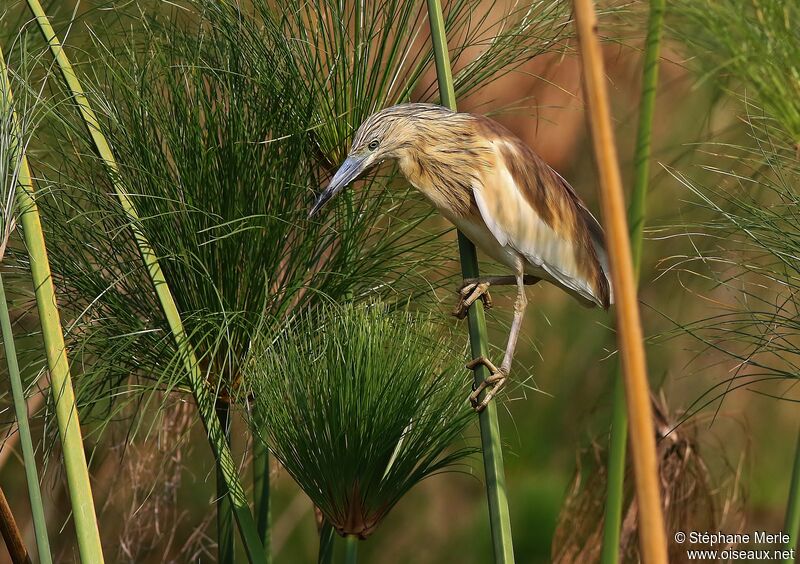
[449,214,523,271]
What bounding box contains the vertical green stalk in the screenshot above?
[425,1,515,562]
[253,430,271,560]
[0,46,104,563]
[23,2,266,561]
[628,0,666,266]
[216,401,234,564]
[317,520,335,564]
[601,376,627,564]
[600,0,665,562]
[0,275,52,564]
[344,535,358,564]
[783,426,800,563]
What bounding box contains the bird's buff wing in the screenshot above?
[471,137,611,308]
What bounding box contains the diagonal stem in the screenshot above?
[0,486,30,564]
[0,274,52,564]
[426,1,515,562]
[0,373,48,472]
[1,46,103,563]
[23,2,266,561]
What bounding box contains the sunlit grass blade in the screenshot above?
[0,43,102,563]
[572,0,667,562]
[601,0,665,561]
[22,1,266,559]
[425,1,515,561]
[0,44,51,564]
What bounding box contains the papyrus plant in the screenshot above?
[247,302,474,541]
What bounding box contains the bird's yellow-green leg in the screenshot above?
[466,264,530,411]
[467,355,506,409]
[453,274,539,320]
[453,281,492,319]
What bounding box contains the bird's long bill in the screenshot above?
[309,155,366,217]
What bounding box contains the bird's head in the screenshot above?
[309,103,453,216]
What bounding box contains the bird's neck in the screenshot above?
[396,137,488,219]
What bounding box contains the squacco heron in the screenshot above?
[310,103,612,411]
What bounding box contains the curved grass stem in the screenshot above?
[601,0,665,562]
[425,1,515,562]
[23,2,266,561]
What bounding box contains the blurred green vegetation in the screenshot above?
[1,0,799,563]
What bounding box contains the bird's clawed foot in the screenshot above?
[453,281,492,319]
[466,356,507,412]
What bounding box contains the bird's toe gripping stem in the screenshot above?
[453,281,493,319]
[466,356,506,412]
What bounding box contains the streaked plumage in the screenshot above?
[310,103,613,410]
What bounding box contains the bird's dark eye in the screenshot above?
[368,139,380,151]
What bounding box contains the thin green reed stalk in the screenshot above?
[317,521,335,564]
[425,1,515,562]
[344,535,359,564]
[0,275,52,564]
[783,428,800,562]
[0,46,103,563]
[216,401,234,564]
[628,1,666,267]
[253,425,271,559]
[601,376,628,563]
[600,0,665,562]
[0,58,52,562]
[23,2,266,561]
